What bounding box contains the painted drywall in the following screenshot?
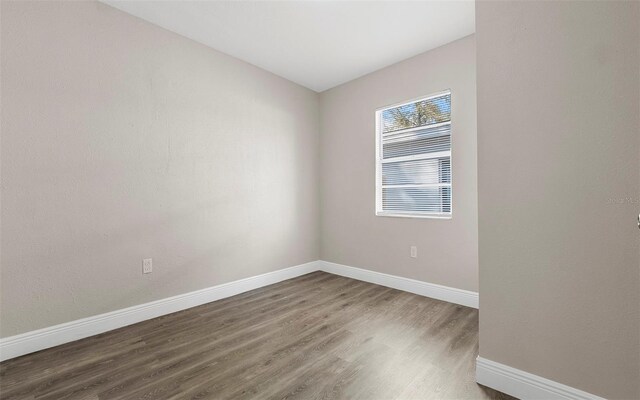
[100,0,476,92]
[320,35,478,292]
[0,1,320,337]
[476,2,640,399]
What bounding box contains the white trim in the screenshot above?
[375,212,452,219]
[379,151,451,164]
[375,109,383,214]
[317,261,478,309]
[476,357,606,400]
[0,261,320,362]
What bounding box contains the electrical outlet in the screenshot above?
[410,246,418,258]
[142,258,153,274]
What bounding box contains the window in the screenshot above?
[376,90,452,218]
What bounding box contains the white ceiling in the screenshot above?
[101,1,475,92]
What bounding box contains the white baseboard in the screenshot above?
[317,261,478,309]
[0,261,320,362]
[0,261,610,400]
[0,260,477,362]
[476,357,605,400]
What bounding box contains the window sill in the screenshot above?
[375,212,452,220]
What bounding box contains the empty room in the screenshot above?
[0,1,638,399]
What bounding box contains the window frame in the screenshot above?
[375,90,453,219]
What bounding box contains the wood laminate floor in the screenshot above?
[0,272,514,400]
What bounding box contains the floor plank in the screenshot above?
[0,272,514,400]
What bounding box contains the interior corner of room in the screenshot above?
[0,1,638,400]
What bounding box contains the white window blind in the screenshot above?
[376,91,452,218]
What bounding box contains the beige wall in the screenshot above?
[320,35,478,292]
[477,1,640,399]
[0,1,320,337]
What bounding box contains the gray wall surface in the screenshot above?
[320,35,478,292]
[0,1,320,337]
[476,1,640,399]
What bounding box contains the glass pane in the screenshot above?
[382,157,450,185]
[382,186,451,214]
[382,134,450,159]
[381,94,451,134]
